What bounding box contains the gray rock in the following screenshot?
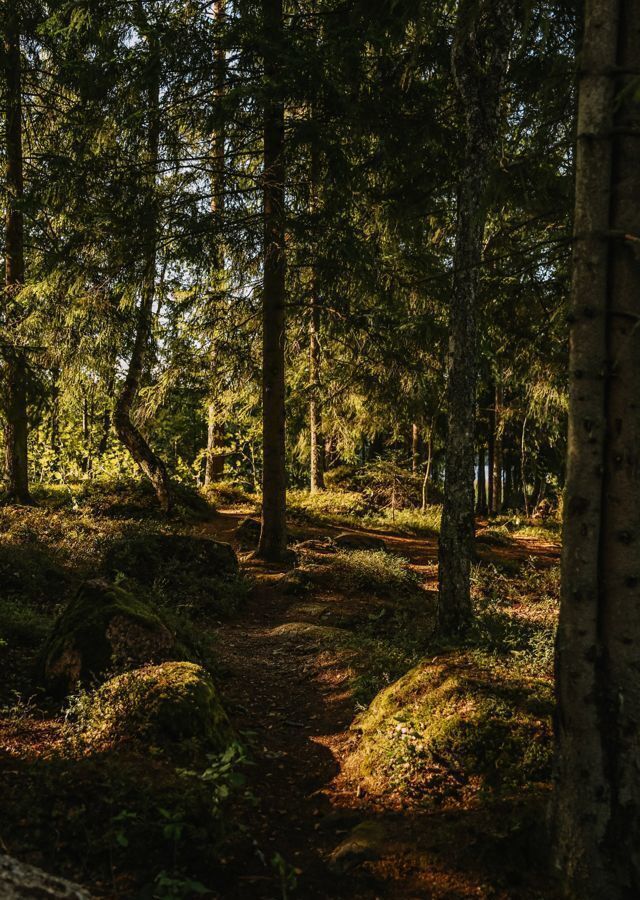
[0,854,93,898]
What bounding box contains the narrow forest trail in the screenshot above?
[199,510,561,900]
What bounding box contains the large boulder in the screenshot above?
[334,532,387,552]
[104,533,238,582]
[41,580,183,695]
[0,854,92,899]
[70,661,233,754]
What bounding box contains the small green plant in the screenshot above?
[178,740,252,813]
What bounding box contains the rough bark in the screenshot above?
[204,0,227,486]
[437,0,515,635]
[3,5,31,504]
[257,0,288,561]
[552,1,640,896]
[114,40,172,514]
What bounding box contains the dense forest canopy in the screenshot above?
[2,0,640,898]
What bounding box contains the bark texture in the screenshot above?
[114,41,172,514]
[257,0,288,561]
[553,1,640,896]
[437,0,515,635]
[3,5,31,504]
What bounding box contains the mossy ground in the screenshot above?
[1,477,561,898]
[0,478,250,897]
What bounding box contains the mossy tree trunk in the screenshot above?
[437,0,515,636]
[553,0,640,895]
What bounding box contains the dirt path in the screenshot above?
[203,510,560,900]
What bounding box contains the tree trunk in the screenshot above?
[309,127,325,493]
[204,0,227,486]
[552,1,640,896]
[492,380,503,513]
[520,415,529,517]
[257,0,287,561]
[3,4,32,504]
[437,0,515,636]
[476,445,487,515]
[487,417,495,515]
[113,39,172,515]
[411,423,420,475]
[421,425,433,512]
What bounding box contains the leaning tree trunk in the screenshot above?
[204,0,227,486]
[114,43,172,514]
[257,0,288,561]
[3,5,32,505]
[552,1,640,896]
[437,0,515,636]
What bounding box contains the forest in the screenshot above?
[0,0,638,897]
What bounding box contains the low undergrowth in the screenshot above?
[288,487,441,536]
[0,476,252,896]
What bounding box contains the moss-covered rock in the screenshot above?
[348,653,553,803]
[334,532,387,552]
[69,661,233,753]
[104,533,238,583]
[41,580,184,695]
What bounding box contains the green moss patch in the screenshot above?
[349,653,553,805]
[67,661,233,755]
[41,580,186,695]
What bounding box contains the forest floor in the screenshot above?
[0,481,561,899]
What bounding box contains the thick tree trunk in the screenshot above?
[114,43,172,515]
[3,6,31,504]
[309,127,325,493]
[552,2,640,896]
[257,0,288,561]
[437,0,515,636]
[204,0,227,486]
[476,445,487,515]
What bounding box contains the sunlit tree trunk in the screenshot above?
[411,423,420,475]
[3,4,32,504]
[438,0,515,635]
[553,1,640,895]
[257,0,288,561]
[204,0,227,486]
[114,37,173,514]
